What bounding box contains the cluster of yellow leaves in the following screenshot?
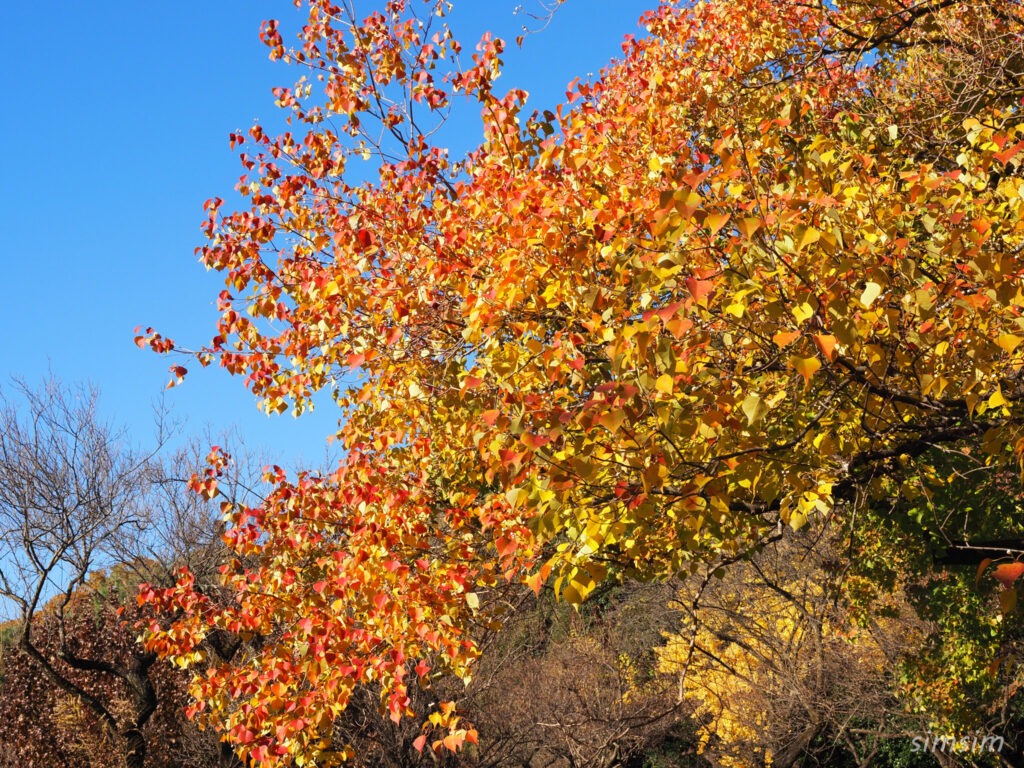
[657,564,905,767]
[659,625,778,767]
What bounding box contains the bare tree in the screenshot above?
[0,377,170,768]
[117,425,267,592]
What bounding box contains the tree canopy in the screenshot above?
[137,0,1024,764]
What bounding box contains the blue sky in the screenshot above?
[0,0,656,466]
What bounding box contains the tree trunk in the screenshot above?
[122,651,158,768]
[772,723,822,768]
[123,728,147,768]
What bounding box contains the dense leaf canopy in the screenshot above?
[139,0,1024,764]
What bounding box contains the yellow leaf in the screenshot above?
[741,394,768,426]
[988,386,1007,409]
[860,282,882,307]
[704,212,730,236]
[655,374,674,394]
[562,582,584,606]
[792,302,814,324]
[996,334,1021,353]
[790,356,821,386]
[797,226,820,250]
[966,392,980,416]
[598,409,625,433]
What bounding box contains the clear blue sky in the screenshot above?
[0,0,656,465]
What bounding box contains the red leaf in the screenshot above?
[495,536,517,559]
[995,140,1024,165]
[685,277,715,305]
[994,562,1024,589]
[166,365,188,389]
[656,301,685,323]
[521,432,551,449]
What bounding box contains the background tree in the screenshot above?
[0,381,262,768]
[658,530,936,768]
[464,583,688,768]
[0,569,231,768]
[0,379,171,768]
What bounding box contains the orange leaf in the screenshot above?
[812,334,837,361]
[976,557,993,588]
[994,562,1024,589]
[665,316,693,339]
[737,217,762,238]
[443,732,465,752]
[773,330,801,347]
[685,277,715,305]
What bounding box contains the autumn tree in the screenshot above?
[137,0,1024,764]
[657,528,942,768]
